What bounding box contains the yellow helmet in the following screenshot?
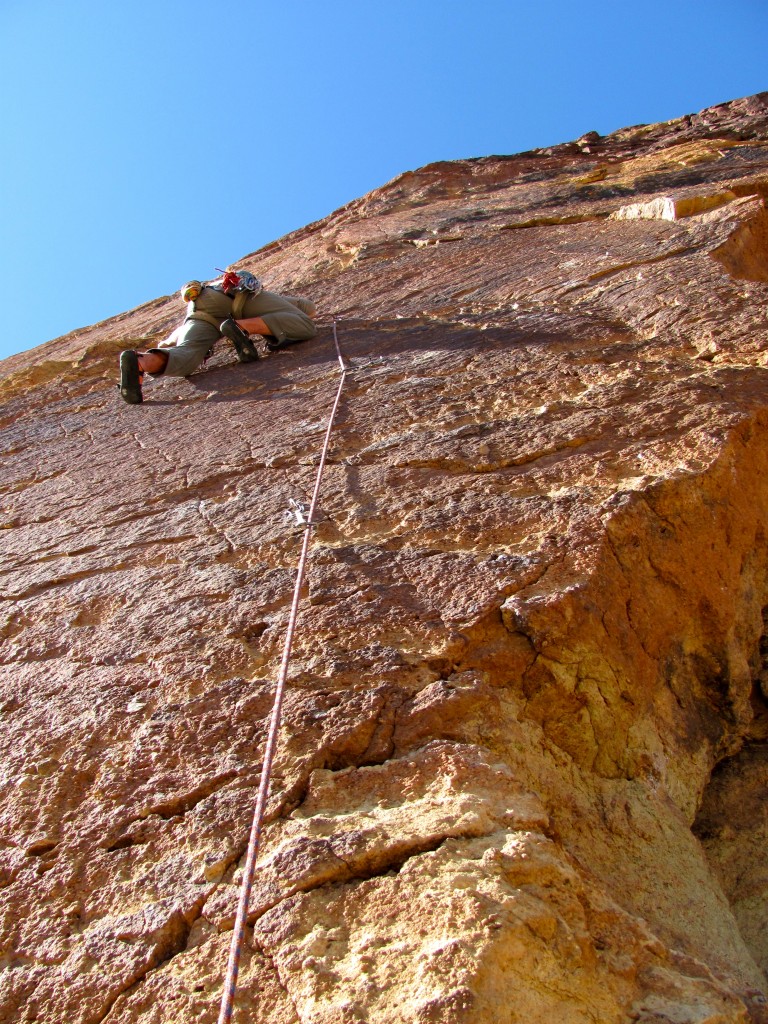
[181,280,202,303]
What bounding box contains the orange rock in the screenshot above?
[2,92,768,1022]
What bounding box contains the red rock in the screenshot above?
[2,92,768,1022]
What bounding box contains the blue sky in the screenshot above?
[0,0,766,362]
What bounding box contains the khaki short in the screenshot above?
[239,291,317,343]
[157,291,317,378]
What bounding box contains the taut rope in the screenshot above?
[218,321,350,1023]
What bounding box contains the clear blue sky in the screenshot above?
[0,0,766,362]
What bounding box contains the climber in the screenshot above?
[118,270,317,404]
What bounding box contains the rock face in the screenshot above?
[2,92,768,1023]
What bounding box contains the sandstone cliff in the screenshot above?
[2,92,768,1024]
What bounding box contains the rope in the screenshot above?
[218,320,349,1024]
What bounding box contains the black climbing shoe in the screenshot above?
[220,318,260,362]
[119,350,143,404]
[264,335,304,352]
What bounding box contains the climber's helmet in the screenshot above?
[181,280,202,303]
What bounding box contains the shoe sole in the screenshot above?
[119,351,143,404]
[220,319,260,362]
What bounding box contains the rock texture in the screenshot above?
[2,92,768,1023]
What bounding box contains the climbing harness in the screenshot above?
[186,309,223,330]
[217,320,350,1024]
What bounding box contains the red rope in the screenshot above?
[218,321,349,1024]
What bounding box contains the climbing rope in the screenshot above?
[218,320,350,1024]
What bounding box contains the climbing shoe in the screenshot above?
[220,318,260,363]
[118,350,143,404]
[264,335,303,352]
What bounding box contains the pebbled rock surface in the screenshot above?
[2,92,768,1023]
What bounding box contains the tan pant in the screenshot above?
[159,289,317,377]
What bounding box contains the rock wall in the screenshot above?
[2,92,768,1023]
